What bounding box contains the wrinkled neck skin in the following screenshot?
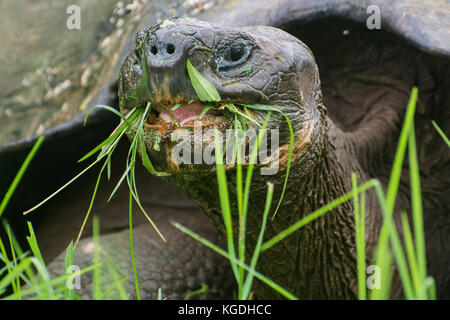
[163,105,381,299]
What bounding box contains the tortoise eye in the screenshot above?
[217,42,251,70]
[226,45,245,62]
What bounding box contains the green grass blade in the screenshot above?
[74,159,108,249]
[187,59,221,102]
[107,165,132,202]
[25,221,44,264]
[371,181,414,300]
[214,128,239,281]
[0,259,32,293]
[171,103,182,111]
[23,154,103,216]
[242,103,282,113]
[372,87,418,299]
[352,173,366,300]
[184,283,209,300]
[172,221,298,300]
[237,113,271,298]
[78,125,126,163]
[400,212,421,297]
[235,117,245,294]
[3,223,20,295]
[199,105,213,119]
[0,136,44,218]
[408,122,426,284]
[92,216,101,300]
[28,257,55,300]
[225,104,261,127]
[271,114,294,219]
[101,254,129,300]
[242,182,274,299]
[64,241,74,300]
[262,179,376,251]
[100,277,129,299]
[431,120,450,147]
[4,264,98,300]
[78,108,139,162]
[128,190,141,300]
[84,105,132,127]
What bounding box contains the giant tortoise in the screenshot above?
[0,0,448,299]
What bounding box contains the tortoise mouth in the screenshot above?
[144,99,229,133]
[127,98,277,175]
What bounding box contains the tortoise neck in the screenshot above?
[164,117,364,298]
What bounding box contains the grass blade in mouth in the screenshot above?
[199,105,213,119]
[225,103,261,127]
[187,59,221,102]
[171,103,182,111]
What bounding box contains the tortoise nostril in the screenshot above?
[167,44,175,54]
[150,45,158,55]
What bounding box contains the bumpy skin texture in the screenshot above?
[118,17,449,299]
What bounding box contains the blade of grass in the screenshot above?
[0,136,44,218]
[431,120,450,147]
[128,190,141,300]
[24,150,105,216]
[241,104,295,220]
[214,127,239,282]
[271,114,294,219]
[187,59,221,102]
[371,181,414,299]
[4,263,98,300]
[78,108,139,162]
[101,254,129,300]
[400,212,421,297]
[225,104,261,128]
[352,173,366,300]
[236,113,271,298]
[64,241,74,300]
[371,86,418,299]
[92,216,101,300]
[241,182,274,299]
[262,179,377,251]
[171,103,182,111]
[408,122,426,285]
[3,223,20,295]
[100,277,129,299]
[199,105,213,119]
[84,105,133,127]
[172,221,297,300]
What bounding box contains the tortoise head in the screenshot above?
[118,17,325,175]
